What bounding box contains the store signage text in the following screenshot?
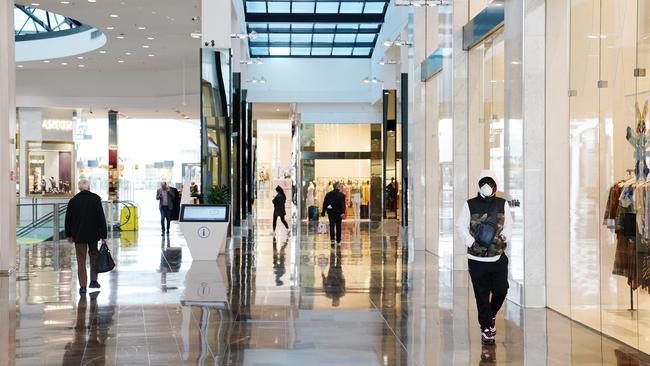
[42,119,73,131]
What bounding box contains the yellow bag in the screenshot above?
[119,204,139,231]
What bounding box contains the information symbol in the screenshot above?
[198,227,210,238]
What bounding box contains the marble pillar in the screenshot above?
[0,0,17,274]
[521,0,546,308]
[544,0,571,315]
[452,0,470,271]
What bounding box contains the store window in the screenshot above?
[550,0,650,353]
[26,141,74,197]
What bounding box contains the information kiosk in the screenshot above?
[179,204,229,261]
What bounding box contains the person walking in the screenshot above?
[455,170,512,345]
[272,185,290,235]
[65,178,108,295]
[321,181,346,245]
[156,181,175,236]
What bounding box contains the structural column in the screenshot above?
[0,0,17,274]
[108,110,118,201]
[232,73,242,227]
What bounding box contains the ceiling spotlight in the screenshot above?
[147,36,155,40]
[77,56,84,60]
[116,34,125,39]
[190,32,202,39]
[106,26,114,30]
[125,52,132,55]
[99,50,106,54]
[61,62,68,65]
[60,1,70,4]
[109,14,119,18]
[88,0,96,2]
[142,45,150,48]
[148,54,155,57]
[138,26,146,30]
[363,77,382,84]
[246,77,267,84]
[78,64,85,68]
[43,60,50,63]
[31,3,40,6]
[118,60,124,63]
[17,65,23,68]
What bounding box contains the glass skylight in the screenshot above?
[244,0,388,57]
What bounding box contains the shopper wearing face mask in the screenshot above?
[455,170,512,345]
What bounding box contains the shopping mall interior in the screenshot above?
[3,0,650,364]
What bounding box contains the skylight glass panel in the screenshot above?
[246,1,267,12]
[292,2,315,13]
[337,24,359,30]
[311,47,332,56]
[291,34,312,43]
[314,23,336,30]
[334,33,356,43]
[353,47,371,56]
[292,23,314,30]
[268,24,291,32]
[312,33,334,43]
[270,47,291,56]
[269,33,291,42]
[248,23,268,31]
[268,2,290,12]
[360,23,380,30]
[339,2,364,13]
[291,47,311,55]
[363,2,385,13]
[251,47,270,56]
[355,33,376,43]
[332,47,353,56]
[315,2,339,13]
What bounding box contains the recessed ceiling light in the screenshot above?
[118,60,124,63]
[78,64,85,68]
[147,36,155,40]
[77,56,84,60]
[125,52,132,55]
[31,3,40,6]
[116,35,125,39]
[17,65,23,68]
[138,26,146,30]
[43,60,50,63]
[60,1,70,4]
[61,62,68,65]
[148,54,155,57]
[99,50,106,54]
[88,0,96,2]
[190,32,202,39]
[109,14,119,18]
[142,45,149,48]
[106,26,114,30]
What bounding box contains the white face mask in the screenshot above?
[480,184,494,197]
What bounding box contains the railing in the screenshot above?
[16,199,140,243]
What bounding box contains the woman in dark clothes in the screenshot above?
[272,185,290,235]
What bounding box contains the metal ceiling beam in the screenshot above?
[245,13,385,23]
[15,4,52,32]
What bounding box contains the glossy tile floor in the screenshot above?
[3,218,650,365]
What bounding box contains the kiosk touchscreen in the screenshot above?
[179,204,230,261]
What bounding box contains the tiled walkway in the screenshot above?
[2,219,650,365]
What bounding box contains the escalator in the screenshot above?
[16,204,67,244]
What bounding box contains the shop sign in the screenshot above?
[42,119,73,131]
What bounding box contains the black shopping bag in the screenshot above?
[96,242,115,273]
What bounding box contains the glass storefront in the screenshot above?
[301,123,378,221]
[549,0,650,352]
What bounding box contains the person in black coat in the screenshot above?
[321,181,346,245]
[272,185,289,235]
[65,179,107,295]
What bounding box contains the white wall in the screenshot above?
[297,103,381,124]
[246,58,372,103]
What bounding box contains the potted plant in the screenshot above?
[206,185,231,205]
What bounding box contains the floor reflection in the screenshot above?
[4,221,650,365]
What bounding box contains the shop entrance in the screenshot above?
[255,119,293,229]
